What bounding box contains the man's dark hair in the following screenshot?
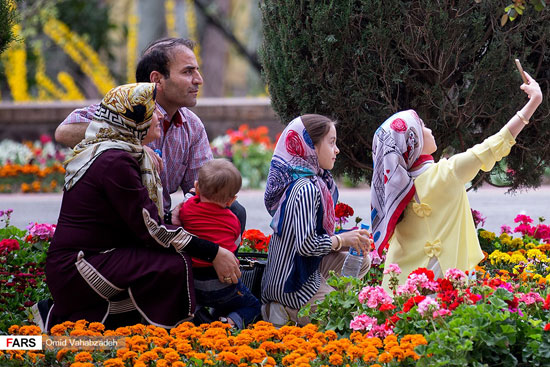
[135,38,195,82]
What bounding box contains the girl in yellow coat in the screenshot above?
[370,73,543,289]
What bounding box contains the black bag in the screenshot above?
[237,252,267,300]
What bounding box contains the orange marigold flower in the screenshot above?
[324,330,338,341]
[50,324,67,336]
[121,350,137,361]
[165,351,181,363]
[172,362,186,367]
[138,351,159,362]
[74,352,93,362]
[134,362,147,367]
[114,326,132,336]
[378,351,393,363]
[217,351,240,365]
[8,325,20,334]
[156,359,170,367]
[88,322,105,333]
[328,353,344,365]
[56,348,70,361]
[103,358,125,367]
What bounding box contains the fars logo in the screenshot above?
[0,336,42,350]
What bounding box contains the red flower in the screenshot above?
[403,295,426,313]
[335,203,354,219]
[390,118,407,133]
[544,324,550,332]
[379,304,396,312]
[0,239,20,253]
[409,268,435,281]
[285,130,305,157]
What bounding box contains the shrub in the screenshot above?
[260,0,550,189]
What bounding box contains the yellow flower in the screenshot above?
[480,230,496,241]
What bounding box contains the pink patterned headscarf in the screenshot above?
[370,110,433,256]
[264,116,338,236]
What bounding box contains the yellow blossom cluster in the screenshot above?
[2,24,31,101]
[185,0,201,66]
[3,320,428,366]
[165,0,177,37]
[126,10,138,84]
[34,45,85,101]
[43,18,115,95]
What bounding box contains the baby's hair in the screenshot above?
[301,114,337,145]
[198,159,242,204]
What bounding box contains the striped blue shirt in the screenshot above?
[261,178,332,309]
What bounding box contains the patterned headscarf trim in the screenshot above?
[370,110,434,256]
[64,83,164,216]
[264,116,338,236]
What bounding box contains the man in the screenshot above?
[56,38,245,229]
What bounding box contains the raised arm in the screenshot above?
[54,104,99,148]
[450,73,543,183]
[505,72,543,138]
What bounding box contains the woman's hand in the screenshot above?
[338,229,372,256]
[144,145,163,172]
[212,247,241,284]
[521,72,543,104]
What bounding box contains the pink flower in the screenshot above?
[518,292,544,305]
[383,263,402,275]
[500,225,513,235]
[471,209,486,228]
[349,314,377,331]
[534,224,550,241]
[27,223,56,241]
[357,286,393,308]
[514,214,533,224]
[514,223,535,237]
[433,308,451,318]
[444,268,467,287]
[417,297,439,316]
[404,273,438,293]
[39,134,52,144]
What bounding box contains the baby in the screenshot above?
[179,159,260,328]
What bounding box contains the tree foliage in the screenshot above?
[260,0,550,190]
[0,0,17,55]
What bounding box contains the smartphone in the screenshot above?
[514,59,529,84]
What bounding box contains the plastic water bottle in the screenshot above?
[341,247,363,278]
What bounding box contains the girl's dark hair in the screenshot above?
[301,114,337,145]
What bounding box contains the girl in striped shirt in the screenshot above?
[261,114,373,326]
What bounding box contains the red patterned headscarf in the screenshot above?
[264,116,338,236]
[370,110,434,256]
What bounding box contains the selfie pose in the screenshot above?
[371,73,543,289]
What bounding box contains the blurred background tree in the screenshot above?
[0,0,264,101]
[260,0,550,190]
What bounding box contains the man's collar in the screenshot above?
[156,103,184,127]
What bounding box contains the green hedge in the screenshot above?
[260,0,550,189]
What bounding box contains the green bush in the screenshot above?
[0,0,17,55]
[260,0,550,190]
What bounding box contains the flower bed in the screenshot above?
[2,209,550,365]
[0,136,68,193]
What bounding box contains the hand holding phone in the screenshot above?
[514,59,529,84]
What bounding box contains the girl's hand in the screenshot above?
[339,229,372,256]
[521,72,543,104]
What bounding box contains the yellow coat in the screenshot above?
[382,127,516,288]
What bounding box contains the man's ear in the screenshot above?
[150,70,163,84]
